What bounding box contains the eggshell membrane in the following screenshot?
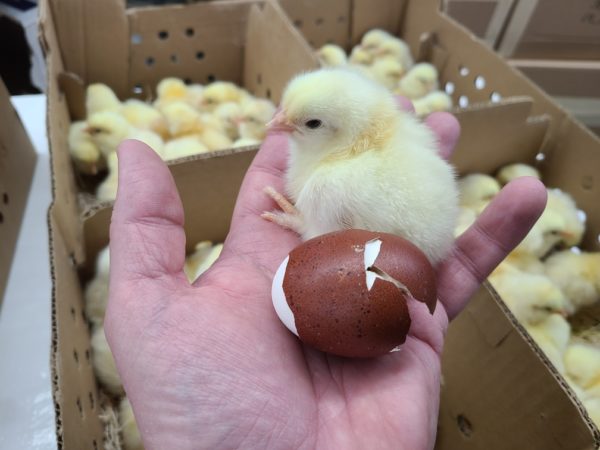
[281,229,437,358]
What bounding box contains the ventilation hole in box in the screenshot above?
[69,253,77,267]
[88,391,95,410]
[582,175,593,190]
[459,65,470,76]
[444,81,455,95]
[73,349,79,366]
[456,414,472,437]
[85,348,91,362]
[293,19,303,28]
[577,209,587,223]
[70,306,76,321]
[338,15,346,23]
[2,193,8,204]
[145,57,155,67]
[158,30,169,40]
[570,246,582,254]
[196,51,205,60]
[490,91,501,103]
[171,54,179,64]
[458,95,469,108]
[266,88,272,99]
[315,18,324,26]
[535,152,546,162]
[76,396,83,418]
[131,34,142,45]
[92,439,98,450]
[132,84,143,95]
[257,73,262,85]
[0,211,3,224]
[207,74,216,83]
[185,27,194,37]
[474,75,486,90]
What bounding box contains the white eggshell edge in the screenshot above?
[271,256,298,336]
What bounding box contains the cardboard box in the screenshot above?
[498,0,600,59]
[443,0,516,47]
[0,78,37,304]
[40,0,317,263]
[45,0,600,449]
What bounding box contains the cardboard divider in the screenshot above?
[0,79,38,303]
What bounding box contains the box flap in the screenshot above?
[451,97,548,175]
[244,0,319,102]
[437,284,600,450]
[0,78,38,303]
[49,205,104,450]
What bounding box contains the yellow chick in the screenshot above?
[360,28,392,50]
[238,98,276,141]
[91,325,123,396]
[213,101,243,140]
[200,81,248,112]
[184,241,223,283]
[413,91,453,117]
[84,246,110,326]
[161,101,203,137]
[374,38,414,71]
[503,251,545,274]
[316,44,348,67]
[524,313,571,374]
[513,203,566,259]
[395,63,439,99]
[68,121,104,175]
[263,68,459,264]
[361,57,406,90]
[546,188,585,247]
[496,163,541,185]
[583,397,600,429]
[119,397,144,450]
[96,152,119,201]
[86,83,121,117]
[545,250,600,314]
[489,265,568,325]
[565,343,600,390]
[86,111,165,158]
[185,83,204,110]
[198,127,233,151]
[121,99,169,139]
[349,45,374,65]
[155,77,187,105]
[458,173,501,212]
[163,135,209,161]
[233,137,261,148]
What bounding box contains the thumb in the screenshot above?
[109,139,187,291]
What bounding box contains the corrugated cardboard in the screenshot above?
[46,0,600,448]
[443,0,516,47]
[498,0,600,59]
[0,78,37,304]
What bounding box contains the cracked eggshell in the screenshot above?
[271,229,437,358]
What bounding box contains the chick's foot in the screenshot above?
[261,186,304,235]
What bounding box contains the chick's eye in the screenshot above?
[305,119,322,129]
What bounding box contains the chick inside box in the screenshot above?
[44,0,600,449]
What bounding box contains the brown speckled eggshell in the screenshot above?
[282,229,437,358]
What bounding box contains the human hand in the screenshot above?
[105,105,546,449]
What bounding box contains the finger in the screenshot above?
[109,140,187,287]
[424,112,460,161]
[437,177,547,319]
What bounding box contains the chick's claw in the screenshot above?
[262,186,304,234]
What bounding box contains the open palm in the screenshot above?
[105,111,546,450]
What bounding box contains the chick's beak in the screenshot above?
[267,110,295,133]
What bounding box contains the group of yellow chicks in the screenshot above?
[84,241,222,450]
[315,29,453,117]
[457,163,600,425]
[68,78,276,201]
